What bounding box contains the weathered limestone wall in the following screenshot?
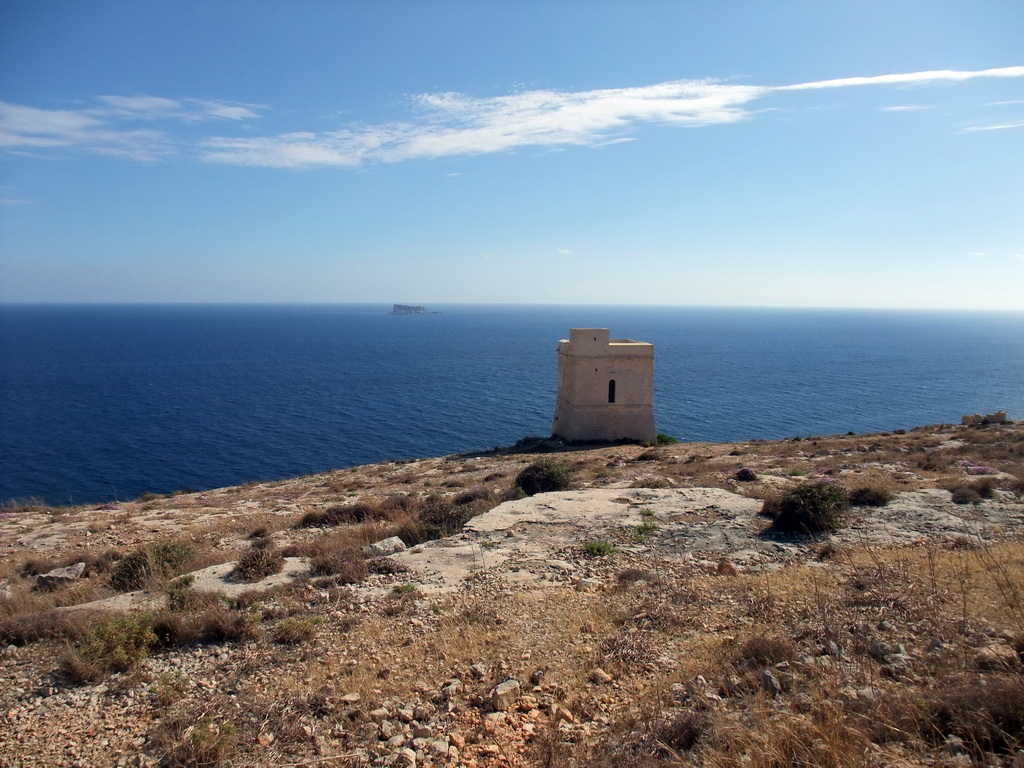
[962,411,1007,425]
[552,328,656,443]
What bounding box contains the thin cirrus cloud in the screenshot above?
[0,96,262,161]
[1,67,1022,167]
[199,81,768,168]
[961,119,1024,133]
[199,65,1024,168]
[96,95,262,122]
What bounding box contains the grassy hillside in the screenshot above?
[2,422,1023,767]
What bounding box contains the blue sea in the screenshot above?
[2,304,1023,507]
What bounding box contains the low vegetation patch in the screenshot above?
[951,485,983,505]
[616,568,659,586]
[271,617,320,645]
[630,476,675,489]
[309,552,368,584]
[62,613,157,682]
[513,458,573,496]
[634,450,662,462]
[366,556,408,575]
[0,607,104,647]
[109,540,197,592]
[582,540,617,556]
[635,521,658,541]
[151,605,256,648]
[764,480,850,534]
[294,502,385,529]
[735,634,797,666]
[230,542,284,583]
[150,710,238,768]
[7,422,1024,768]
[849,484,894,507]
[390,493,489,545]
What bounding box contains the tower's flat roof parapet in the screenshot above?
[558,328,653,357]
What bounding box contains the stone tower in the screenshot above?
[551,328,656,443]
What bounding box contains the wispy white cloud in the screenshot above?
[775,66,1024,91]
[557,248,573,256]
[961,120,1024,133]
[96,95,261,121]
[2,67,1021,167]
[201,65,1024,169]
[881,105,930,112]
[200,80,767,168]
[0,197,31,205]
[0,96,262,160]
[0,101,170,160]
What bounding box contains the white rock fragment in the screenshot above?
[367,536,407,556]
[490,679,521,711]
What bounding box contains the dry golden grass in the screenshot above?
[3,422,1024,767]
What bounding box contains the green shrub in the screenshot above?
[110,550,153,591]
[151,540,196,567]
[849,485,893,507]
[926,674,1024,753]
[951,486,982,505]
[453,487,493,506]
[150,711,238,768]
[767,481,850,534]
[109,540,196,591]
[737,634,797,666]
[582,540,617,556]
[635,521,658,539]
[272,617,320,645]
[151,605,256,647]
[972,477,997,499]
[514,459,573,496]
[64,613,157,681]
[230,544,284,583]
[617,568,657,585]
[630,476,674,489]
[294,502,382,529]
[366,557,408,575]
[656,433,680,445]
[420,494,475,533]
[309,552,368,584]
[166,575,197,611]
[392,493,486,546]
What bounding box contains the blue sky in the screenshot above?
[1,1,1022,308]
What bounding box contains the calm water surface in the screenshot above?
[2,304,1022,505]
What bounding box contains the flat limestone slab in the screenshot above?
[394,488,763,592]
[467,487,760,533]
[392,486,1024,593]
[188,557,309,596]
[61,557,312,614]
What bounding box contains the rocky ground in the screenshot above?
[2,421,1024,767]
